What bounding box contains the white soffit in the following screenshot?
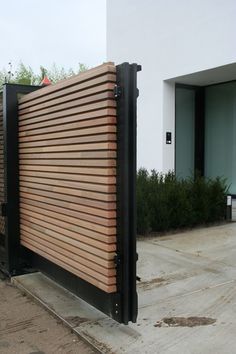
[166,62,236,86]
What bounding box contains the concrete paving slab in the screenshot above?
[147,223,236,257]
[12,223,236,353]
[0,274,95,354]
[12,272,107,327]
[77,280,236,354]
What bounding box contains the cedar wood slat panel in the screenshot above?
[18,63,117,293]
[20,197,116,226]
[19,92,116,120]
[19,83,116,115]
[18,125,117,143]
[20,186,116,210]
[19,192,116,218]
[19,176,116,193]
[19,133,117,148]
[19,77,116,111]
[20,63,116,104]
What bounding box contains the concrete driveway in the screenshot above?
[13,222,236,354]
[135,223,236,354]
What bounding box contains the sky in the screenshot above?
[0,0,106,73]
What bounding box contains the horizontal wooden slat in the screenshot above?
[21,218,116,250]
[20,197,116,227]
[19,98,116,122]
[20,186,116,211]
[19,74,116,110]
[19,170,116,185]
[19,142,116,153]
[19,83,115,116]
[21,230,115,275]
[19,133,116,148]
[20,192,116,219]
[21,240,116,293]
[19,164,116,176]
[19,159,116,167]
[19,108,116,130]
[20,212,115,251]
[20,116,117,138]
[19,175,116,193]
[21,224,115,260]
[19,125,116,143]
[20,204,116,235]
[19,63,116,104]
[20,228,114,268]
[19,116,116,138]
[19,181,116,202]
[19,151,116,160]
[19,110,116,132]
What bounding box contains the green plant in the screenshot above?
[136,169,228,235]
[137,168,150,234]
[0,61,89,86]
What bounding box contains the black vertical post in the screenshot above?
[194,87,205,177]
[116,63,141,324]
[2,84,41,275]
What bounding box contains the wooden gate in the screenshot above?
[19,63,117,294]
[0,62,140,324]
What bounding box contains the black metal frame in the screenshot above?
[0,64,140,325]
[175,84,205,177]
[21,247,122,321]
[1,84,41,275]
[194,87,205,176]
[115,62,141,324]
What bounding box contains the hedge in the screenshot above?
[137,169,228,235]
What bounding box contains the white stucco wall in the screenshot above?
[106,0,236,171]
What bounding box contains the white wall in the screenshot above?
[107,0,236,171]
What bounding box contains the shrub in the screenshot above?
[137,168,150,234]
[136,169,228,235]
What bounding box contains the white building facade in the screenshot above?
[107,0,236,194]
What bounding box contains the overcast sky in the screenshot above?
[0,0,106,73]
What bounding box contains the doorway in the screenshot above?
[175,84,204,179]
[175,81,236,198]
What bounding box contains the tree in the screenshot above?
[14,63,37,85]
[0,62,88,87]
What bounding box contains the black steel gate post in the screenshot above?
[115,63,141,324]
[2,84,41,275]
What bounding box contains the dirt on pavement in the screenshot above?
[0,273,96,354]
[154,316,216,328]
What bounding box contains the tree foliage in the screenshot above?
[0,62,88,87]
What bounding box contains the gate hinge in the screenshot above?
[0,203,7,217]
[114,253,122,268]
[112,292,122,321]
[114,85,121,99]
